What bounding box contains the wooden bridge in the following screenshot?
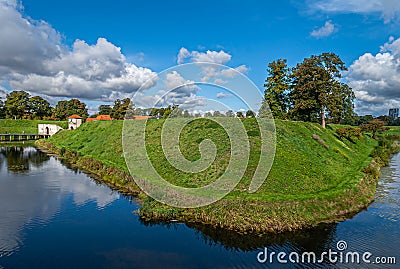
[0,134,50,142]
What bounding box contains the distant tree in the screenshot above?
[183,110,191,118]
[360,119,390,139]
[204,111,213,117]
[150,107,162,117]
[225,110,235,117]
[111,98,134,119]
[290,53,353,128]
[377,115,394,126]
[212,110,224,117]
[357,115,374,125]
[4,91,30,119]
[246,110,255,118]
[53,99,88,120]
[163,105,180,118]
[236,111,244,118]
[0,97,5,118]
[98,104,112,115]
[29,96,52,119]
[134,107,150,116]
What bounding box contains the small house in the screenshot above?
[68,115,83,130]
[38,124,63,136]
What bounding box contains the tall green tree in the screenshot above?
[4,91,30,119]
[98,104,112,115]
[29,96,52,119]
[52,99,88,120]
[246,110,256,118]
[260,59,291,119]
[290,53,354,128]
[326,83,356,124]
[225,110,235,117]
[110,98,134,119]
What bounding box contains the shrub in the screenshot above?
[360,120,390,139]
[335,127,362,140]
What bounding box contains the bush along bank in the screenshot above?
[35,120,400,234]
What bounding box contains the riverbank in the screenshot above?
[35,119,400,233]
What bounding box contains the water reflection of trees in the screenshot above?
[0,146,50,173]
[188,222,337,252]
[141,219,337,253]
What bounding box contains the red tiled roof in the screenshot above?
[86,115,113,122]
[134,116,153,120]
[96,115,112,121]
[68,114,82,119]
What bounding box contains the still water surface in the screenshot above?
[0,145,398,268]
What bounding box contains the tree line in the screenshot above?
[0,91,89,120]
[259,53,356,128]
[0,91,258,121]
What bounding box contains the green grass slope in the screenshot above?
[0,119,67,134]
[40,119,394,232]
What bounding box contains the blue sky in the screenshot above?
[1,0,400,115]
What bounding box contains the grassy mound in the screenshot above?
[37,119,399,233]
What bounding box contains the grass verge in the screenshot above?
[0,119,67,134]
[35,119,400,233]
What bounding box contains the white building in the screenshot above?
[68,115,83,130]
[38,124,63,136]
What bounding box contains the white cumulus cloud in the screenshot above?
[176,47,248,82]
[216,92,232,99]
[310,21,335,38]
[0,0,157,101]
[347,36,400,115]
[308,0,400,23]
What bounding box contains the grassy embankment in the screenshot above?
[0,119,67,134]
[36,119,400,233]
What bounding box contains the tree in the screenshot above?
[52,99,88,120]
[0,97,5,119]
[110,98,134,119]
[236,111,244,118]
[260,59,290,119]
[326,83,356,124]
[360,119,390,139]
[98,104,112,115]
[29,96,52,119]
[183,110,191,118]
[204,111,213,117]
[4,91,30,119]
[357,115,374,125]
[225,110,235,117]
[246,110,255,118]
[212,111,224,117]
[290,53,354,128]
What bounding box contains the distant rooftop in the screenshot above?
[68,114,83,119]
